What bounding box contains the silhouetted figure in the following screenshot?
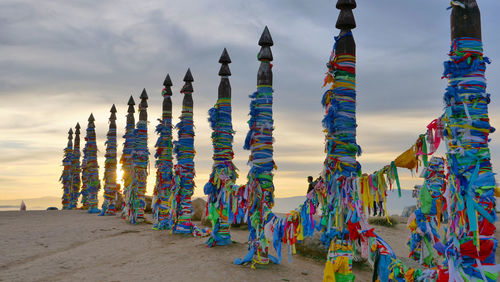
[307,176,314,194]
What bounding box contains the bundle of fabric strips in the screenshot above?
[152,88,175,230]
[85,122,101,214]
[124,120,149,223]
[169,97,208,236]
[120,114,135,217]
[320,31,361,282]
[234,84,278,266]
[60,138,73,210]
[100,126,118,216]
[435,37,499,282]
[204,96,238,246]
[80,153,89,209]
[69,126,81,209]
[407,157,446,267]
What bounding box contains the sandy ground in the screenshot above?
[0,210,332,282]
[1,211,498,282]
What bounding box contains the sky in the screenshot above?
[1,0,499,201]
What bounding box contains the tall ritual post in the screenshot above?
[85,113,101,213]
[61,128,73,209]
[235,26,277,265]
[320,1,360,280]
[204,48,238,246]
[442,1,498,280]
[100,105,119,215]
[69,123,81,209]
[121,96,136,217]
[172,69,199,234]
[125,90,149,223]
[153,74,175,229]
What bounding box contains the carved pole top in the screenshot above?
[182,68,194,93]
[181,69,194,108]
[163,73,173,87]
[219,48,231,64]
[163,74,173,97]
[127,95,135,114]
[67,128,73,147]
[219,48,232,77]
[128,95,135,106]
[258,27,273,62]
[184,68,194,82]
[139,89,148,121]
[74,123,80,147]
[336,0,356,9]
[218,48,232,99]
[336,0,356,30]
[451,0,481,40]
[257,27,273,85]
[140,88,148,103]
[162,73,173,120]
[88,113,95,128]
[335,0,356,55]
[258,26,274,47]
[110,104,117,121]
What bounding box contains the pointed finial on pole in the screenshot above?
[127,95,135,114]
[181,68,194,108]
[139,89,148,121]
[88,114,95,131]
[110,104,117,121]
[140,88,148,100]
[163,74,173,96]
[68,128,73,148]
[335,0,356,55]
[218,48,232,99]
[74,123,80,148]
[162,74,173,120]
[182,68,194,94]
[257,26,273,86]
[218,48,232,77]
[451,0,481,40]
[258,26,274,47]
[184,68,194,82]
[127,96,135,125]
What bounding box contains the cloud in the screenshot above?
[0,0,499,201]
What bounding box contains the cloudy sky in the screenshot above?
[1,0,499,201]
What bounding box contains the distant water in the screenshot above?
[0,197,61,211]
[0,205,19,211]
